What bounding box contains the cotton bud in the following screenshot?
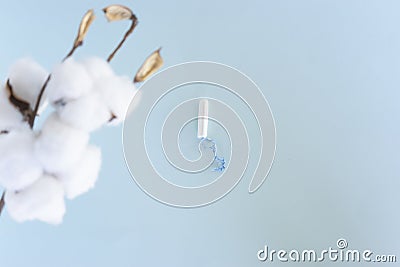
[74,9,95,48]
[96,75,137,125]
[57,91,111,132]
[134,48,164,83]
[47,58,93,105]
[58,145,101,199]
[34,113,89,173]
[5,175,66,224]
[0,129,43,191]
[103,5,133,22]
[7,58,49,109]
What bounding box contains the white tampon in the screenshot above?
[197,99,209,138]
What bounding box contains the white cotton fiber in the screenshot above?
[5,175,66,224]
[34,113,89,173]
[81,57,114,80]
[58,145,101,199]
[0,129,43,191]
[7,58,49,108]
[95,75,137,125]
[56,91,111,132]
[46,58,93,104]
[0,85,25,131]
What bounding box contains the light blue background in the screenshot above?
[1,0,399,266]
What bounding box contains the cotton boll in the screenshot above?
[5,175,65,224]
[0,109,23,133]
[34,113,89,173]
[7,58,49,108]
[47,58,93,104]
[96,75,137,125]
[58,145,101,199]
[0,128,43,191]
[56,92,111,132]
[81,57,114,80]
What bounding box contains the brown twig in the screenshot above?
[107,14,138,62]
[28,75,51,128]
[108,113,117,122]
[63,45,79,62]
[0,192,5,216]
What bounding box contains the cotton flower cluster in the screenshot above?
[0,57,137,224]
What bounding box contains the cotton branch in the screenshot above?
[0,9,95,218]
[103,5,138,62]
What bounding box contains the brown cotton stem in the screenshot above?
[0,192,5,216]
[63,46,78,62]
[63,40,83,62]
[28,75,51,128]
[107,15,138,62]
